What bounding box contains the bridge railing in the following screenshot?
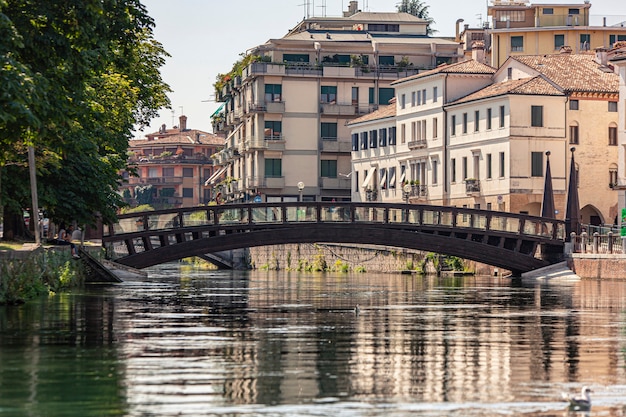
[105,202,566,242]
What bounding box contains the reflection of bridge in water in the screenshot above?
[103,202,566,275]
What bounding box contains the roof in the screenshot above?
[346,11,427,23]
[347,103,396,126]
[392,60,496,85]
[449,76,563,105]
[131,128,224,147]
[510,54,619,94]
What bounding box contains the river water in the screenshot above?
[1,265,626,417]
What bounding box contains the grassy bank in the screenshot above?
[0,248,85,305]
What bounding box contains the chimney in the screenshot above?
[472,41,486,63]
[179,115,187,131]
[595,47,608,66]
[455,19,464,42]
[160,124,166,134]
[343,1,359,17]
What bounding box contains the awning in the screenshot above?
[399,169,405,184]
[225,122,243,143]
[205,166,228,186]
[379,169,387,187]
[361,168,376,189]
[389,168,396,186]
[211,102,226,118]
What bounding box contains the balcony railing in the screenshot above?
[465,179,481,195]
[319,177,351,190]
[407,139,427,150]
[410,184,428,198]
[319,138,352,153]
[320,102,356,116]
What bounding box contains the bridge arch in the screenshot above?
[103,202,566,275]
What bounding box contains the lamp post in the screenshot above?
[403,183,411,204]
[297,181,305,202]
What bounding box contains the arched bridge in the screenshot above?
[102,202,566,275]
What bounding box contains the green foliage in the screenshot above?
[0,0,171,235]
[332,260,350,273]
[444,256,465,272]
[397,0,436,35]
[120,204,154,214]
[354,265,367,273]
[134,184,154,206]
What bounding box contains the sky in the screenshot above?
[137,0,622,137]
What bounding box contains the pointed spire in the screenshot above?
[565,147,580,237]
[541,151,555,218]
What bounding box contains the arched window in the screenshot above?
[609,163,618,188]
[569,121,579,145]
[609,122,618,146]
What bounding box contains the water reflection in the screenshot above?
[1,268,625,417]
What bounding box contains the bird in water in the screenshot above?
[561,386,592,410]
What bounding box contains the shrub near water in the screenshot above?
[0,250,83,305]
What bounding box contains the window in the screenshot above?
[474,110,480,132]
[610,164,618,187]
[283,53,309,63]
[554,34,565,50]
[265,159,282,177]
[569,124,579,144]
[401,124,406,144]
[610,34,626,45]
[163,167,174,177]
[499,105,505,128]
[496,10,525,22]
[379,168,387,189]
[351,133,359,151]
[499,152,505,177]
[569,99,579,110]
[608,101,618,112]
[369,87,375,104]
[462,157,468,180]
[379,128,387,147]
[148,167,158,178]
[320,160,337,178]
[388,167,396,189]
[422,89,427,103]
[609,125,618,146]
[265,84,282,102]
[543,8,553,14]
[389,126,397,145]
[531,152,543,177]
[417,90,422,105]
[369,24,399,32]
[378,88,395,105]
[451,115,457,136]
[183,167,193,178]
[531,105,543,127]
[321,122,337,139]
[360,132,368,150]
[580,34,590,50]
[320,86,337,103]
[568,8,580,14]
[265,121,282,139]
[432,159,438,185]
[433,86,438,102]
[369,130,378,148]
[401,94,406,109]
[462,113,468,134]
[511,36,524,52]
[487,108,492,130]
[378,55,395,66]
[411,91,416,106]
[182,188,193,198]
[486,154,493,179]
[432,117,438,138]
[451,158,457,183]
[352,87,359,105]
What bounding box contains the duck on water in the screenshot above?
[562,386,592,410]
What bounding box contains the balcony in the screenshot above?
[244,62,285,79]
[409,184,428,199]
[247,102,266,113]
[266,101,285,113]
[320,138,352,153]
[465,179,481,195]
[263,176,285,189]
[264,136,286,151]
[407,139,427,150]
[320,102,356,116]
[319,177,351,190]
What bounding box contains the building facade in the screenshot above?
[212,1,462,203]
[122,116,224,209]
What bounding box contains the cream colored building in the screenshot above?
[349,52,620,225]
[212,1,462,203]
[459,1,626,68]
[609,45,626,230]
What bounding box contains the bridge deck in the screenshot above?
[102,202,566,274]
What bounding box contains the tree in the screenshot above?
[0,0,171,239]
[397,0,436,35]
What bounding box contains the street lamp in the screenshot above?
[297,181,305,202]
[403,183,412,204]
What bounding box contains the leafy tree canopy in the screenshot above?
[397,0,436,35]
[0,0,171,237]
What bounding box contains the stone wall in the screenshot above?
[567,254,626,279]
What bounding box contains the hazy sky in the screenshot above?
[137,0,623,136]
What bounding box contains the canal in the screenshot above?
[1,265,626,416]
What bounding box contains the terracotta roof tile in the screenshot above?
[347,103,396,125]
[392,59,496,85]
[131,129,224,147]
[512,54,618,93]
[450,76,563,105]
